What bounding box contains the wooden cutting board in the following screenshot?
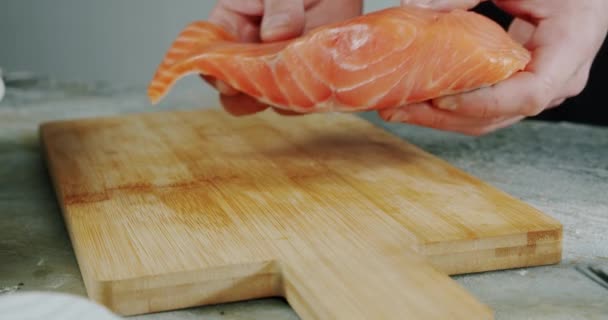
[39,109,562,319]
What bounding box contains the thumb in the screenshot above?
[261,0,306,42]
[401,0,484,10]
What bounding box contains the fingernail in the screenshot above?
[261,13,292,38]
[209,17,238,38]
[401,0,435,8]
[216,80,238,96]
[435,96,458,110]
[388,109,410,122]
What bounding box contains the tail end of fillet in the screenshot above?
[146,20,236,105]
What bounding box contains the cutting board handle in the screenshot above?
[278,249,493,320]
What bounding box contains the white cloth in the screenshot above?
[0,291,122,320]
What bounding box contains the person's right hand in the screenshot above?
[206,0,363,116]
[389,0,608,136]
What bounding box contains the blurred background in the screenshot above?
[1,0,215,88]
[0,1,605,123]
[0,1,398,111]
[0,1,391,93]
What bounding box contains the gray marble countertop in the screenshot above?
[0,78,607,319]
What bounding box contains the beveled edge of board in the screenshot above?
[90,261,283,316]
[38,124,101,304]
[352,111,564,274]
[424,229,563,275]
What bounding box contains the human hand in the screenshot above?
[206,0,363,116]
[380,0,608,136]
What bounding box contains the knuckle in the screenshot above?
[481,93,501,118]
[569,81,587,97]
[553,25,571,41]
[521,82,551,116]
[549,98,566,108]
[425,113,447,129]
[568,72,591,97]
[521,95,545,116]
[469,90,501,119]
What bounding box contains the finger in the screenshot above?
[216,0,320,17]
[542,59,592,109]
[492,0,575,22]
[508,18,535,45]
[474,115,526,135]
[271,107,305,116]
[220,93,270,116]
[261,0,306,42]
[216,0,264,16]
[548,98,565,109]
[208,2,261,42]
[432,26,587,118]
[377,102,514,136]
[431,70,550,118]
[438,2,608,119]
[303,0,363,33]
[303,0,322,10]
[401,0,485,10]
[200,75,239,96]
[561,59,593,98]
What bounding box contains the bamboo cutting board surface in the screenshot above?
[39,109,562,319]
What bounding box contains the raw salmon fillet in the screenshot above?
[148,6,530,113]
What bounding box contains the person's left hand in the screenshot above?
[378,0,608,136]
[205,0,363,116]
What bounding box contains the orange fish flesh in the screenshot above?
[148,6,531,113]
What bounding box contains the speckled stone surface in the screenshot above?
[1,79,606,319]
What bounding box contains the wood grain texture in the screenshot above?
[39,109,562,319]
